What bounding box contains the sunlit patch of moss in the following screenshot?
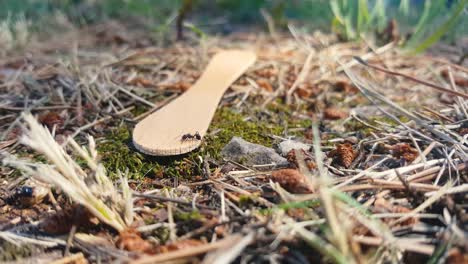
[370,115,410,126]
[175,210,203,221]
[344,115,411,136]
[238,194,255,206]
[0,241,34,262]
[154,227,170,244]
[201,108,284,159]
[97,125,163,180]
[344,119,376,136]
[259,199,321,216]
[97,107,286,180]
[130,105,150,117]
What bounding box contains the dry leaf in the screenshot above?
[271,169,313,194]
[160,81,191,92]
[334,80,358,94]
[127,77,157,88]
[256,79,273,92]
[38,112,64,130]
[374,198,418,227]
[383,19,399,42]
[39,205,98,234]
[154,239,205,254]
[459,128,468,136]
[116,228,153,254]
[324,107,348,120]
[441,69,468,87]
[254,67,278,78]
[447,248,468,264]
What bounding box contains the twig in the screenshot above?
[50,253,86,264]
[286,51,314,104]
[64,225,77,256]
[133,235,242,264]
[66,106,134,141]
[353,236,434,255]
[354,56,468,99]
[132,192,218,210]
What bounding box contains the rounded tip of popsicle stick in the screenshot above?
[132,137,202,156]
[131,49,257,156]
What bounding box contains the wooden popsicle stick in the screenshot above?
[133,50,257,156]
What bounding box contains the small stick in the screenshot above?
[133,235,242,264]
[64,225,77,256]
[132,192,218,210]
[354,56,468,99]
[353,236,434,255]
[0,105,73,112]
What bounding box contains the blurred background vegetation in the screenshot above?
[0,0,466,52]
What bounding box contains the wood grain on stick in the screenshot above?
[133,50,257,156]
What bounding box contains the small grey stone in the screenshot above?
[221,137,288,167]
[277,139,310,156]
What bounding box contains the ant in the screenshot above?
[5,186,34,205]
[16,186,34,198]
[181,132,201,142]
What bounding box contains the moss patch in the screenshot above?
[202,108,284,159]
[98,107,287,180]
[0,241,35,262]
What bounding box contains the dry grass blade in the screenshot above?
[354,56,468,99]
[2,113,132,232]
[202,232,254,263]
[133,235,243,264]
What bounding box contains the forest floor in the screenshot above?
[0,21,467,263]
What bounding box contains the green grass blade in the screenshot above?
[357,0,370,34]
[399,0,410,16]
[408,0,467,54]
[370,0,386,31]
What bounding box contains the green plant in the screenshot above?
[330,0,386,40]
[330,0,467,52]
[405,0,467,54]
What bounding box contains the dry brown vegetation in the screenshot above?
[0,21,467,263]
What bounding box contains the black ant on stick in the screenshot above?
[181,132,201,142]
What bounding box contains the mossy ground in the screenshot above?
[97,106,290,180]
[99,98,412,181]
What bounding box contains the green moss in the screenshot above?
[97,125,162,180]
[130,105,150,117]
[370,115,410,126]
[97,107,287,180]
[203,108,284,159]
[259,199,321,216]
[153,227,171,244]
[238,194,255,206]
[0,241,34,262]
[344,114,411,136]
[344,119,376,136]
[175,210,203,221]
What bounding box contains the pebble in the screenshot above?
[277,139,310,156]
[221,137,288,167]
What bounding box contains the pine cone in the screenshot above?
[332,143,356,168]
[286,149,316,171]
[391,143,418,162]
